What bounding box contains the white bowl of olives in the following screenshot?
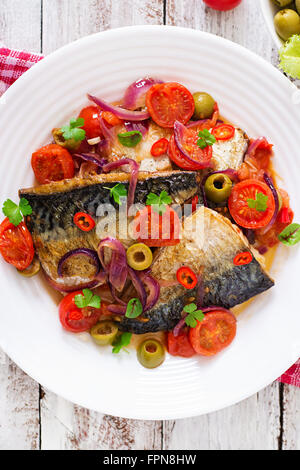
[260,0,300,48]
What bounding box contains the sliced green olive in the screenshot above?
[90,321,118,346]
[192,92,216,120]
[274,9,300,41]
[17,257,40,277]
[272,0,293,6]
[126,243,153,271]
[52,128,81,151]
[204,173,233,203]
[137,339,165,369]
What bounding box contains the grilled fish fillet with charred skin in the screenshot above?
[19,171,199,288]
[119,206,274,334]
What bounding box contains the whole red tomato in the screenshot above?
[203,0,242,11]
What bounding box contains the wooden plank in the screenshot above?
[282,384,300,450]
[0,0,41,52]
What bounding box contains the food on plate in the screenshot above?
[203,0,242,11]
[1,78,297,368]
[274,9,300,41]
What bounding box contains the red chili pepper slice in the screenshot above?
[73,212,95,232]
[151,138,169,157]
[212,124,235,141]
[278,207,291,224]
[233,251,253,266]
[176,267,198,290]
[191,195,199,213]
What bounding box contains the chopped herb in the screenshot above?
[247,192,268,212]
[146,190,172,215]
[104,183,127,205]
[184,303,205,328]
[278,223,300,246]
[112,332,132,354]
[2,198,32,226]
[61,117,86,142]
[117,130,142,148]
[197,129,216,149]
[74,288,101,309]
[125,298,143,319]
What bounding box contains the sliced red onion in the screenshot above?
[107,304,127,315]
[44,273,104,293]
[123,77,163,110]
[173,315,188,337]
[102,158,139,208]
[57,248,100,278]
[174,120,211,169]
[201,306,232,313]
[139,272,160,312]
[246,137,268,158]
[110,284,127,306]
[241,228,255,245]
[261,172,279,234]
[98,114,116,144]
[128,268,147,309]
[258,246,268,255]
[74,152,108,169]
[187,119,209,129]
[88,94,150,121]
[124,120,149,137]
[98,237,128,292]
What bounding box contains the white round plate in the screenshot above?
[0,26,299,420]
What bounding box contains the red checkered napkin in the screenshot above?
[0,45,299,387]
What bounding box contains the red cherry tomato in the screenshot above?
[176,267,198,290]
[146,82,194,128]
[168,135,199,170]
[167,329,196,358]
[233,251,253,266]
[73,212,95,232]
[168,133,212,170]
[31,144,74,184]
[78,106,101,139]
[228,179,275,229]
[133,205,180,247]
[189,310,237,356]
[212,124,235,141]
[151,138,169,157]
[203,0,242,11]
[59,290,101,333]
[0,218,34,270]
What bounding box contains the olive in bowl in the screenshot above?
[274,9,300,41]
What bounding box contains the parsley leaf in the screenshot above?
[117,131,142,148]
[247,192,268,212]
[74,288,101,309]
[2,198,32,226]
[125,298,143,319]
[183,303,205,328]
[61,117,86,142]
[197,129,216,149]
[104,183,127,205]
[112,332,132,354]
[278,223,300,246]
[146,190,172,215]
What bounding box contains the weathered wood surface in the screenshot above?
[0,0,299,450]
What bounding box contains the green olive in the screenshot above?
[272,0,293,7]
[126,243,153,271]
[137,339,165,369]
[17,257,40,277]
[192,92,216,120]
[274,9,300,41]
[90,321,118,346]
[204,173,233,203]
[52,128,81,151]
[296,0,300,14]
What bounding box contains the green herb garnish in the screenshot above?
[112,332,132,354]
[125,298,143,319]
[117,131,142,148]
[197,129,216,149]
[74,288,101,309]
[61,117,86,142]
[278,223,300,246]
[279,35,300,79]
[146,190,172,215]
[247,192,268,212]
[184,303,205,328]
[104,183,127,205]
[2,198,32,226]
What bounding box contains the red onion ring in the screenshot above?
[172,315,188,337]
[123,77,163,110]
[110,284,127,306]
[88,94,150,121]
[57,248,100,278]
[139,272,160,312]
[124,120,149,137]
[107,304,127,315]
[98,237,128,292]
[99,113,116,144]
[128,267,147,309]
[102,158,139,208]
[261,172,279,234]
[44,273,104,293]
[246,137,268,158]
[74,153,108,169]
[174,120,212,169]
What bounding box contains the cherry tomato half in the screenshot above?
[176,267,198,290]
[212,124,235,141]
[73,212,95,232]
[151,138,169,157]
[168,133,212,170]
[0,218,34,270]
[228,179,275,229]
[233,251,253,266]
[31,144,75,184]
[146,82,195,128]
[189,310,237,356]
[133,205,180,247]
[78,106,101,139]
[203,0,242,11]
[59,290,101,333]
[167,329,196,358]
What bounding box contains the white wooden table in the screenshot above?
[0,0,299,451]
